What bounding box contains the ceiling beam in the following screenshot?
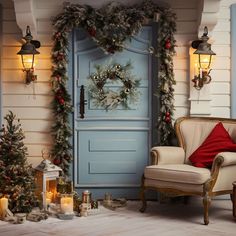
[13,0,37,37]
[197,0,221,37]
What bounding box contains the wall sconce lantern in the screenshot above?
[191,26,216,90]
[17,26,40,84]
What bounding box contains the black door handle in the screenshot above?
[79,85,87,119]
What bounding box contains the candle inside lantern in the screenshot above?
[46,191,53,200]
[45,191,53,206]
[60,194,73,214]
[0,197,8,215]
[200,68,203,78]
[46,198,51,205]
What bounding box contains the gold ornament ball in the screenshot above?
[116,64,121,70]
[125,88,130,94]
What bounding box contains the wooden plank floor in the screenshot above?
[0,199,235,236]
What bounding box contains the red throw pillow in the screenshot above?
[189,122,236,168]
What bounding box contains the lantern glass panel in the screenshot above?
[46,179,57,203]
[21,54,34,70]
[198,54,213,70]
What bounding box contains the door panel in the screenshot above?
[73,27,153,197]
[77,131,148,186]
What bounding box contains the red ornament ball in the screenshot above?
[55,32,61,39]
[165,39,171,49]
[58,98,65,105]
[57,55,64,61]
[55,75,61,81]
[165,116,171,123]
[53,158,61,165]
[166,112,170,117]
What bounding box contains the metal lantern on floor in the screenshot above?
[35,157,62,210]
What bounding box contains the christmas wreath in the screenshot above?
[51,0,176,175]
[88,62,140,110]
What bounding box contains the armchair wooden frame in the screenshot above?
[140,117,236,225]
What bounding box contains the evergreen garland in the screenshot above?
[0,111,38,213]
[51,0,176,174]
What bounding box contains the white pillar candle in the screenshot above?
[60,195,73,214]
[200,68,203,78]
[0,197,8,213]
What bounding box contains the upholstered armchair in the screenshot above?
[140,117,236,225]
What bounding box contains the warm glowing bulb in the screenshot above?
[22,55,34,69]
[199,54,212,70]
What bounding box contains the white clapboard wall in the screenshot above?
[0,0,233,166]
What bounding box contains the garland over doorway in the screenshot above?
[51,0,177,175]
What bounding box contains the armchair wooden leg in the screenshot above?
[203,193,211,225]
[140,175,147,213]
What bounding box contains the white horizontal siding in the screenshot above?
[2,107,53,120]
[2,70,52,82]
[2,82,51,95]
[20,120,52,132]
[3,95,52,107]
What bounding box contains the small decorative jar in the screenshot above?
[82,190,91,204]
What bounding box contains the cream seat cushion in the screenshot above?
[144,164,211,185]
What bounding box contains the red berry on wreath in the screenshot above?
[166,111,170,117]
[55,75,61,81]
[57,54,64,61]
[53,158,61,165]
[56,89,62,94]
[107,47,115,54]
[165,116,171,123]
[88,27,96,37]
[165,39,171,49]
[55,32,61,39]
[59,98,65,105]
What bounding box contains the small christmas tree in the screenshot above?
[0,111,38,213]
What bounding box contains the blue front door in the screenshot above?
[73,26,154,198]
